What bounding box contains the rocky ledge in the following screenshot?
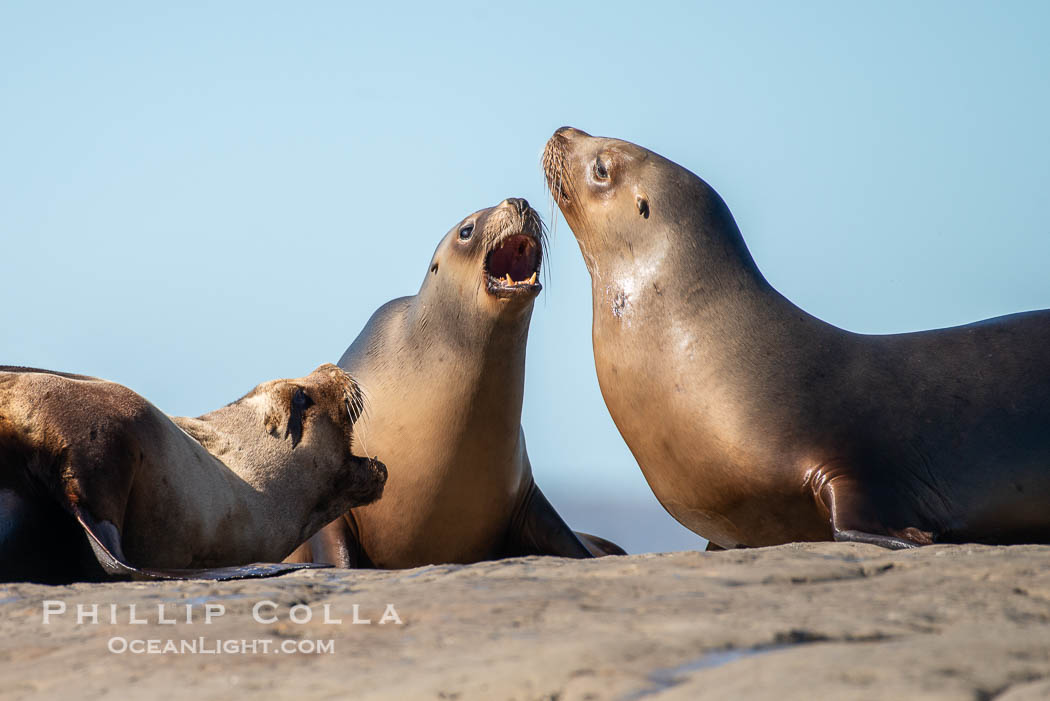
[2,543,1049,700]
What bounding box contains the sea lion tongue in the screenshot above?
[487,235,540,285]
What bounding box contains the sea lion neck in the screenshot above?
[415,266,537,356]
[545,127,787,331]
[176,400,316,522]
[578,188,799,359]
[339,288,534,435]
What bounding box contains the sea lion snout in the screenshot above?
[302,365,385,506]
[366,455,387,494]
[501,197,529,215]
[341,454,387,508]
[554,126,590,140]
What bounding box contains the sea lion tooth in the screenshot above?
[543,125,1050,550]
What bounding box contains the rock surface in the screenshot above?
[2,543,1049,700]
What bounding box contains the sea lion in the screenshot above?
[287,198,624,568]
[0,364,386,582]
[543,126,1050,550]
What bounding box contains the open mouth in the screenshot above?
[484,234,542,297]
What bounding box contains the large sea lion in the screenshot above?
[287,198,623,568]
[0,364,386,582]
[542,126,1050,550]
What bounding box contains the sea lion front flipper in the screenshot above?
[133,562,328,581]
[819,477,930,550]
[500,482,597,559]
[74,510,140,578]
[75,511,329,581]
[832,529,920,550]
[575,531,627,556]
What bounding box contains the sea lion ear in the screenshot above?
[636,193,650,219]
[285,387,312,448]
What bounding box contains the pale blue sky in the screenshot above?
[2,2,1048,551]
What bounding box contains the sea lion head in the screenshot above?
[422,197,546,314]
[542,126,743,276]
[246,364,387,507]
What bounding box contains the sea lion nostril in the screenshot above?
[506,197,529,215]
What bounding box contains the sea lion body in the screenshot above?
[0,364,386,582]
[288,199,623,568]
[543,126,1050,549]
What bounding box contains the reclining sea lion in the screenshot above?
[0,363,386,582]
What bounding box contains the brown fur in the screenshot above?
[0,364,385,582]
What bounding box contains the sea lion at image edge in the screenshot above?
[0,364,386,582]
[287,198,624,568]
[543,126,1050,550]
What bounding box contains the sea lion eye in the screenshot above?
[594,158,609,180]
[458,224,474,241]
[292,388,313,410]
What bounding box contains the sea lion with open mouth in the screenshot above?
[0,364,386,582]
[287,198,624,568]
[544,126,1050,550]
